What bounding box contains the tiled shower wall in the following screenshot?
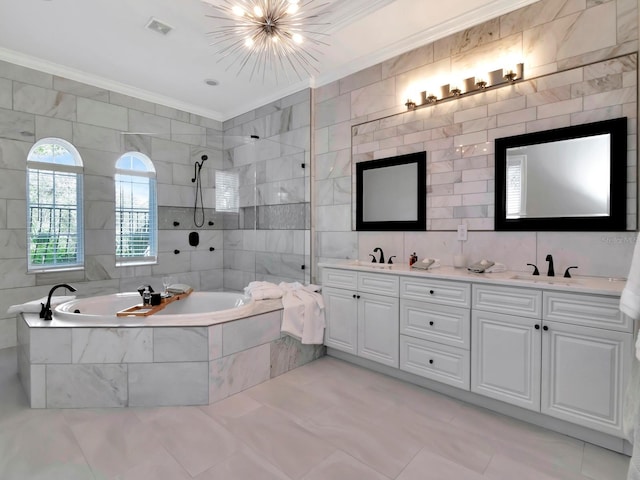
[313,0,639,280]
[222,89,311,291]
[0,60,225,349]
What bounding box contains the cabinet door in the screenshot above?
[323,287,358,355]
[471,310,541,411]
[541,321,632,437]
[358,292,399,368]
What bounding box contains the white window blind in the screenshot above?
[215,170,239,213]
[506,155,526,218]
[27,139,84,271]
[115,153,157,265]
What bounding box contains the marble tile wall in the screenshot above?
[0,61,225,348]
[312,0,639,280]
[223,89,312,290]
[17,308,324,408]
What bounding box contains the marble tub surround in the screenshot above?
[17,304,324,408]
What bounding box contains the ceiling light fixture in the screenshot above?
[203,0,330,82]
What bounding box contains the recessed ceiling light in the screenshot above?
[145,17,173,35]
[204,79,219,86]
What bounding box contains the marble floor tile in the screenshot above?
[194,446,290,480]
[0,350,631,480]
[69,410,166,479]
[396,447,485,480]
[581,442,629,480]
[301,450,391,480]
[223,405,336,479]
[149,407,241,477]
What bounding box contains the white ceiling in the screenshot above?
[0,0,537,122]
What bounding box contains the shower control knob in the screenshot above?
[173,221,180,227]
[535,324,540,329]
[429,321,434,326]
[208,221,214,226]
[543,325,549,331]
[429,359,434,364]
[174,249,180,254]
[209,247,215,251]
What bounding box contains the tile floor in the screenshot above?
[0,346,631,479]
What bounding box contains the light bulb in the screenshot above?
[292,33,303,44]
[286,4,299,13]
[288,0,300,3]
[231,5,244,16]
[253,5,263,17]
[272,35,279,42]
[245,37,254,47]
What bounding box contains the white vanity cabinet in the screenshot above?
[541,291,632,437]
[399,277,471,389]
[471,284,543,410]
[322,268,399,367]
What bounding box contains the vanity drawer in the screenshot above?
[400,335,470,390]
[400,299,470,349]
[543,292,631,332]
[473,284,542,319]
[358,272,399,297]
[400,277,470,308]
[322,268,357,290]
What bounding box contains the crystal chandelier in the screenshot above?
[204,0,329,81]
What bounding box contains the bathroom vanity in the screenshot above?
[320,262,633,452]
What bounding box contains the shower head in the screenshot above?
[191,155,208,182]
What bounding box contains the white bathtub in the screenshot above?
[53,291,256,327]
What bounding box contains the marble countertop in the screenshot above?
[23,298,284,328]
[318,261,627,297]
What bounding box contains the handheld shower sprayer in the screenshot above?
[193,154,208,227]
[192,154,207,182]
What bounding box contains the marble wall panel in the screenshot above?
[35,115,73,140]
[270,335,325,378]
[30,328,71,363]
[0,318,17,350]
[0,60,51,88]
[171,119,206,146]
[129,110,170,140]
[255,253,305,281]
[46,364,128,408]
[154,327,208,362]
[109,92,155,114]
[77,98,127,131]
[13,83,76,120]
[72,328,152,363]
[73,122,120,152]
[0,78,11,109]
[129,362,209,407]
[53,77,110,102]
[222,310,281,356]
[0,108,35,142]
[209,343,271,403]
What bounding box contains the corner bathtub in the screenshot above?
[52,291,255,327]
[17,290,323,409]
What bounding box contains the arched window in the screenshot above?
[115,152,157,264]
[27,138,84,271]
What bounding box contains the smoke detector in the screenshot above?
[146,17,173,35]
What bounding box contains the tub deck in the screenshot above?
[17,298,325,408]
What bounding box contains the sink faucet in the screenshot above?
[40,283,77,320]
[545,254,555,277]
[373,247,385,264]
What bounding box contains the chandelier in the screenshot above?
[204,0,329,81]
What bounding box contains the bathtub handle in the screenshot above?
[173,221,180,227]
[209,247,215,251]
[174,249,180,254]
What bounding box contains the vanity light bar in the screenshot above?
[406,62,524,110]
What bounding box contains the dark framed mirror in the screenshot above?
[495,117,628,231]
[355,151,426,231]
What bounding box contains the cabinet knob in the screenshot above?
[429,290,434,295]
[429,321,434,326]
[535,324,540,330]
[429,359,434,364]
[352,294,357,299]
[543,325,549,331]
[357,295,361,299]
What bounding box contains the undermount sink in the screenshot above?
[510,274,581,285]
[349,260,394,269]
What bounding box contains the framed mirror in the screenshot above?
[495,117,628,231]
[355,151,426,231]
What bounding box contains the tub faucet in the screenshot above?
[545,254,555,277]
[40,283,77,321]
[373,247,385,264]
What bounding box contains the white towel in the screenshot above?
[244,281,283,300]
[7,296,76,315]
[279,282,325,345]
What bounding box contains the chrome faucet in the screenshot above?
[40,283,77,320]
[373,247,385,264]
[545,254,555,277]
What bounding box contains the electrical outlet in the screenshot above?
[457,224,468,241]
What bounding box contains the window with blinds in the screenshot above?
[115,153,157,265]
[215,170,240,213]
[27,138,84,271]
[506,155,526,218]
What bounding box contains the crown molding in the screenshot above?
[0,47,227,122]
[320,0,396,35]
[313,0,539,88]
